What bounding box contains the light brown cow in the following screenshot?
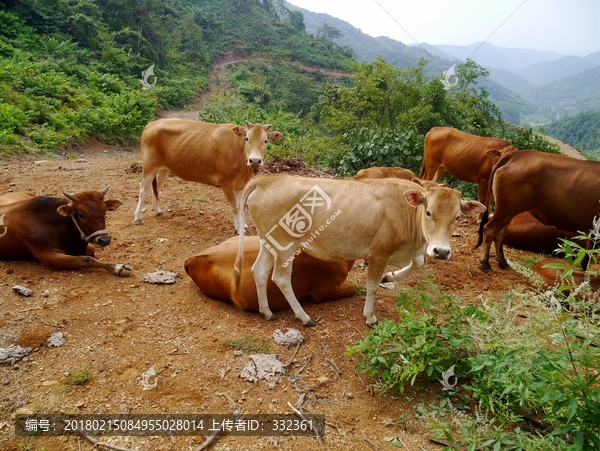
[532,258,600,296]
[476,150,600,271]
[503,212,579,255]
[234,175,485,326]
[419,127,512,205]
[185,236,355,311]
[0,189,131,275]
[133,118,282,233]
[353,166,416,180]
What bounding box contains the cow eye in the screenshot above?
[264,139,268,144]
[426,211,431,217]
[245,137,250,142]
[78,212,86,220]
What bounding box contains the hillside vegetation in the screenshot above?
[544,110,600,158]
[0,0,559,175]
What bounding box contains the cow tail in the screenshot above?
[474,152,509,250]
[152,177,159,201]
[232,179,258,294]
[418,153,427,179]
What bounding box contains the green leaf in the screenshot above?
[568,395,579,421]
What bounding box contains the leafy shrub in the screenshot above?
[337,127,423,176]
[346,278,481,393]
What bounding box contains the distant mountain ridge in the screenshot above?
[286,1,599,124]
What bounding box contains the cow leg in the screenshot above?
[432,167,445,183]
[494,225,509,269]
[480,215,512,272]
[30,250,132,276]
[271,262,316,327]
[364,258,389,325]
[381,256,424,282]
[252,245,277,321]
[151,169,169,217]
[85,243,95,257]
[221,183,245,234]
[134,172,157,225]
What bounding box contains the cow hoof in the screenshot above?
[303,319,318,327]
[498,261,510,270]
[380,274,389,283]
[267,313,278,321]
[155,211,164,217]
[480,263,492,273]
[134,219,143,226]
[115,264,133,277]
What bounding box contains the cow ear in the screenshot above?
[403,190,425,207]
[487,149,502,158]
[57,204,73,217]
[460,200,486,216]
[268,131,283,143]
[105,199,123,211]
[232,125,246,138]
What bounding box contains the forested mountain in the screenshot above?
[517,54,600,86]
[544,110,600,158]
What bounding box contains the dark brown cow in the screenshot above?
[477,150,600,271]
[503,212,580,254]
[185,236,355,312]
[353,166,416,180]
[532,258,600,296]
[134,119,282,233]
[419,127,512,205]
[0,189,132,276]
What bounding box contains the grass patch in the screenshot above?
[224,335,272,354]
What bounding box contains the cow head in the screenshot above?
[404,186,485,259]
[57,187,122,246]
[232,121,283,170]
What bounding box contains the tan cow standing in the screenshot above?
[185,236,355,311]
[419,127,512,206]
[233,175,485,326]
[353,166,416,180]
[133,119,282,233]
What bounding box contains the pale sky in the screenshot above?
[287,0,600,57]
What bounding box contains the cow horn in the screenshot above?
[100,187,109,195]
[63,192,77,201]
[245,120,253,128]
[264,124,272,130]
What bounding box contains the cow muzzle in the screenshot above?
[428,245,451,260]
[70,214,110,245]
[248,157,263,169]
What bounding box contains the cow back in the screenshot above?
[494,151,600,232]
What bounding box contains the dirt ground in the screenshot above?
[0,145,542,451]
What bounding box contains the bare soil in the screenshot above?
[0,145,542,451]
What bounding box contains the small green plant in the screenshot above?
[190,197,209,203]
[224,335,271,354]
[58,365,93,393]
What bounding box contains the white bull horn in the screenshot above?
[100,187,109,195]
[63,192,77,201]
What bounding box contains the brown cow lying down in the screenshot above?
[503,212,580,255]
[532,258,600,296]
[0,189,132,276]
[185,236,355,311]
[353,166,416,180]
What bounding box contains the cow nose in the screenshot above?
[432,247,450,259]
[97,236,112,247]
[248,157,262,166]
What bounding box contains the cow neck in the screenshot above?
[70,213,107,243]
